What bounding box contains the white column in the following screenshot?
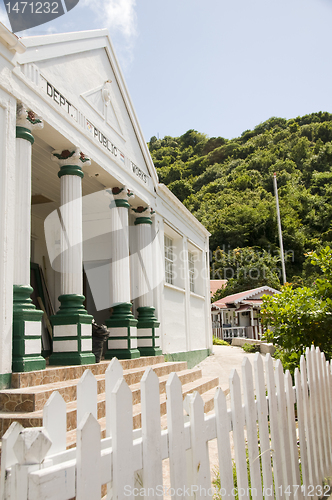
[49,148,94,366]
[109,191,131,306]
[132,206,161,356]
[0,93,16,386]
[105,187,139,360]
[12,103,45,373]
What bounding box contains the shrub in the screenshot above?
[213,337,230,346]
[242,342,259,353]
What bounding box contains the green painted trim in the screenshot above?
[16,126,34,144]
[110,199,130,209]
[12,355,46,373]
[51,295,92,320]
[0,373,11,389]
[106,303,137,328]
[134,217,152,225]
[58,165,84,178]
[164,349,211,369]
[107,336,137,340]
[138,347,162,357]
[13,285,42,316]
[104,348,140,360]
[49,352,95,366]
[137,335,159,339]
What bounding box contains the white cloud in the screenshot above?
[82,0,137,39]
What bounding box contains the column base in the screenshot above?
[12,285,46,373]
[105,303,139,359]
[137,307,161,357]
[49,294,95,366]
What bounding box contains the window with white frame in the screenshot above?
[188,251,195,292]
[164,235,174,284]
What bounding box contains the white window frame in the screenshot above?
[164,235,174,285]
[188,251,195,293]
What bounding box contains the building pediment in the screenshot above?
[16,30,158,190]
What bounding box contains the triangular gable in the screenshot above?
[16,29,159,190]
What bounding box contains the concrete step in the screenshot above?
[10,356,165,389]
[0,361,188,413]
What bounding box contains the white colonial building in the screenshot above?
[0,24,212,388]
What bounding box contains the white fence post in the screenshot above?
[0,422,23,500]
[166,372,188,500]
[141,367,163,499]
[188,392,211,500]
[214,388,235,499]
[229,369,249,500]
[43,391,67,457]
[254,353,273,495]
[242,357,263,500]
[12,427,52,500]
[111,377,135,500]
[76,413,101,500]
[77,369,97,428]
[105,357,123,438]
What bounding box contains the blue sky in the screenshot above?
[1,0,332,141]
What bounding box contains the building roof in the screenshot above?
[212,286,280,309]
[210,280,227,296]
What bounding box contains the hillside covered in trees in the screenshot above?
[148,113,332,292]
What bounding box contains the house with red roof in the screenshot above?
[211,286,280,341]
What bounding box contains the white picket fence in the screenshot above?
[1,345,332,500]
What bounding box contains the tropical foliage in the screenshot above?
[149,112,332,291]
[260,247,332,373]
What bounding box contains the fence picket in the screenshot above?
[140,368,163,499]
[285,370,303,500]
[214,388,235,500]
[306,347,322,485]
[229,369,249,500]
[111,377,135,500]
[300,354,317,495]
[166,372,188,500]
[43,391,66,457]
[265,354,283,500]
[188,392,212,500]
[105,357,123,438]
[275,360,293,497]
[319,352,331,472]
[314,347,329,477]
[294,367,309,497]
[77,369,97,428]
[242,357,263,500]
[324,358,332,469]
[2,347,332,500]
[76,413,101,500]
[0,422,23,500]
[253,353,273,497]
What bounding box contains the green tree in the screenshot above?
[211,247,281,301]
[261,247,332,373]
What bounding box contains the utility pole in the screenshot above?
[273,172,287,284]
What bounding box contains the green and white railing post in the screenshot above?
[105,187,139,359]
[132,206,161,356]
[12,103,46,372]
[49,148,94,366]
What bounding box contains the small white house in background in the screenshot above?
[0,25,212,387]
[211,286,280,341]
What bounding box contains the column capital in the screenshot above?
[51,147,91,178]
[16,103,43,144]
[132,205,155,225]
[109,186,134,209]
